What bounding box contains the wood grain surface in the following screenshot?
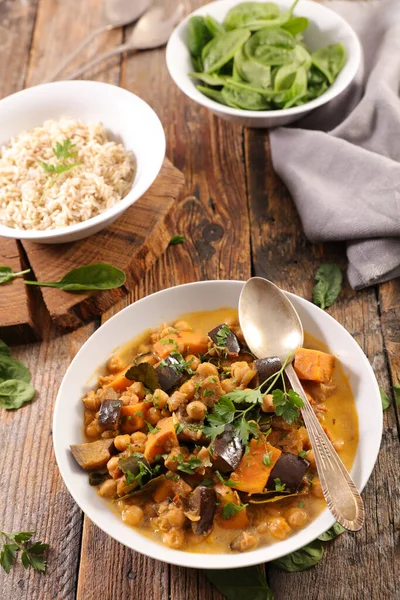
[0,1,398,600]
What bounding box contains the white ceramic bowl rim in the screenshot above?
[53,280,382,570]
[166,0,362,119]
[0,81,166,240]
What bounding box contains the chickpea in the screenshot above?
[187,401,207,421]
[83,391,101,412]
[84,410,95,426]
[186,354,200,371]
[286,508,308,529]
[128,381,145,400]
[161,326,178,338]
[174,320,192,332]
[168,391,187,412]
[98,479,118,498]
[107,456,119,475]
[153,389,169,409]
[117,476,128,496]
[165,447,188,472]
[120,393,139,406]
[196,362,219,378]
[101,430,116,439]
[162,529,185,550]
[147,407,162,426]
[261,393,275,413]
[107,354,125,374]
[230,531,259,552]
[221,378,237,393]
[311,477,324,499]
[114,434,131,452]
[307,449,316,468]
[179,379,196,400]
[256,521,268,534]
[122,505,144,526]
[166,507,186,528]
[86,419,100,438]
[268,517,291,540]
[130,431,147,453]
[333,439,344,452]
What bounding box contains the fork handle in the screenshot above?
[45,24,114,82]
[65,43,134,81]
[285,363,365,531]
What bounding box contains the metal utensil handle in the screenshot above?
[45,24,113,83]
[65,42,132,81]
[285,363,365,531]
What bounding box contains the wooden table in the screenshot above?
[1,1,399,599]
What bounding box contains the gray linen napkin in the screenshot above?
[270,0,400,289]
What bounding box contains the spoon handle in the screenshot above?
[44,24,114,83]
[65,43,133,81]
[285,363,365,531]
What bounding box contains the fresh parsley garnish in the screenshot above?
[298,450,308,459]
[146,421,160,434]
[38,138,82,196]
[215,324,231,349]
[175,422,185,434]
[263,452,272,466]
[176,455,202,474]
[274,478,286,492]
[215,471,236,487]
[272,389,304,424]
[159,351,194,376]
[221,502,248,520]
[0,531,49,574]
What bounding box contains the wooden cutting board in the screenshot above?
[0,158,184,344]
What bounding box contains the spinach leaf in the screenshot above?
[380,388,390,411]
[225,2,280,31]
[234,45,272,89]
[312,43,346,84]
[282,17,309,35]
[0,379,36,410]
[0,356,31,384]
[24,263,126,292]
[204,15,225,36]
[202,29,251,73]
[272,539,324,572]
[205,566,274,600]
[125,363,159,392]
[0,340,11,356]
[189,72,229,86]
[0,266,31,285]
[187,16,212,58]
[313,264,343,310]
[196,86,229,105]
[222,83,272,110]
[318,522,345,541]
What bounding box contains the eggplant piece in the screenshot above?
[208,324,240,355]
[98,398,122,428]
[267,452,310,492]
[210,424,244,473]
[115,475,166,502]
[70,439,115,471]
[254,357,282,386]
[88,471,108,486]
[119,453,151,479]
[187,486,216,535]
[155,356,182,392]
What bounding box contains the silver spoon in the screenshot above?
[239,276,364,532]
[45,0,152,83]
[64,4,184,81]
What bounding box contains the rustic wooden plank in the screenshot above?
[244,129,400,600]
[0,0,38,98]
[20,158,183,332]
[75,2,250,598]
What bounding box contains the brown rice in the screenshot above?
[0,118,135,231]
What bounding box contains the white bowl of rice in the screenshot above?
[0,81,166,244]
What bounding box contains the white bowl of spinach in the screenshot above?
[166,0,362,128]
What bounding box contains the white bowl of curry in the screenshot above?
[53,280,382,569]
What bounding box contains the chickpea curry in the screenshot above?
[70,308,358,554]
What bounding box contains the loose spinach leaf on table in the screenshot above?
[272,539,324,572]
[380,388,390,411]
[0,380,36,410]
[0,340,11,356]
[0,355,31,384]
[206,565,274,600]
[317,522,345,541]
[312,264,343,310]
[24,263,126,292]
[0,531,49,574]
[0,266,31,285]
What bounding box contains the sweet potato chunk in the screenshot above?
[144,417,179,463]
[70,439,114,471]
[214,484,249,530]
[231,438,281,494]
[104,366,133,393]
[153,332,209,359]
[302,381,338,402]
[294,348,335,383]
[120,402,149,434]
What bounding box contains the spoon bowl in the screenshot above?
[239,276,365,531]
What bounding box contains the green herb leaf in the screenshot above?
[394,385,400,408]
[273,539,324,572]
[298,450,308,459]
[0,356,31,384]
[176,456,202,475]
[272,389,303,424]
[169,235,185,245]
[175,422,185,435]
[380,388,390,411]
[53,138,78,160]
[24,263,126,292]
[145,421,161,435]
[0,380,36,410]
[205,566,274,600]
[318,522,345,541]
[222,388,262,405]
[0,544,18,573]
[0,340,11,356]
[125,363,159,392]
[215,324,231,349]
[0,531,48,574]
[274,477,286,492]
[215,471,236,487]
[313,264,343,310]
[0,266,31,285]
[263,451,272,466]
[222,501,248,520]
